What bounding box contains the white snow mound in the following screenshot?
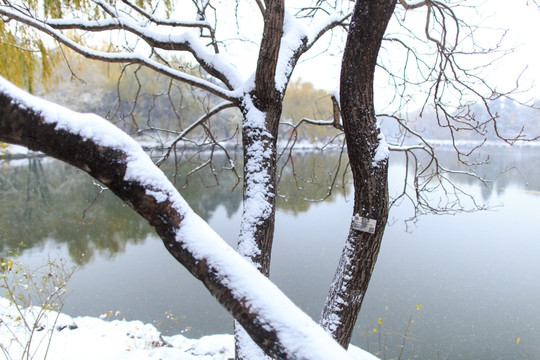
[0,298,378,360]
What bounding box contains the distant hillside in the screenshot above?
[33,53,540,147]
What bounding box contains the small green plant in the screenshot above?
[0,255,76,360]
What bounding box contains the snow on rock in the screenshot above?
[0,298,379,360]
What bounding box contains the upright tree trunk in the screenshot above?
[235,101,282,360]
[235,1,285,358]
[320,0,397,348]
[238,102,282,275]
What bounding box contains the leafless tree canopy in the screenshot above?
[1,0,538,358]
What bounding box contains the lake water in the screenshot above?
[1,146,539,359]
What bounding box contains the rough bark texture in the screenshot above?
[238,0,284,282]
[235,2,284,358]
[239,99,283,274]
[255,0,284,113]
[320,0,396,348]
[236,98,282,360]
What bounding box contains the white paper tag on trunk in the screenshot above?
[352,215,377,234]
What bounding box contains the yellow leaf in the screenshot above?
[372,328,377,333]
[516,337,521,344]
[416,304,423,311]
[377,317,383,325]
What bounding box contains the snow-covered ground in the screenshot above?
[0,298,378,360]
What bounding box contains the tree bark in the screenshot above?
[320,0,396,348]
[235,1,285,358]
[0,79,353,360]
[235,98,282,360]
[255,0,284,115]
[239,101,282,276]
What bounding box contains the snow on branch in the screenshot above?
[0,76,356,360]
[305,11,350,48]
[117,0,221,53]
[275,11,308,92]
[274,7,350,93]
[118,0,212,29]
[90,0,239,88]
[0,5,243,97]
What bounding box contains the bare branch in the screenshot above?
[156,101,236,166]
[398,0,429,10]
[255,0,265,14]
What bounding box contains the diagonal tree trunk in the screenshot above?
[320,0,397,348]
[0,78,353,360]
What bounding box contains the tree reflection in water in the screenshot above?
[1,147,538,263]
[1,147,539,358]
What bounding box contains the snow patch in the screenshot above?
[241,95,268,130]
[0,298,233,360]
[146,189,169,203]
[275,11,308,92]
[0,298,378,360]
[372,123,389,167]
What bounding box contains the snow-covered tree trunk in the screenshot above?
[235,99,281,360]
[0,76,357,360]
[234,1,285,358]
[238,101,282,276]
[320,0,396,348]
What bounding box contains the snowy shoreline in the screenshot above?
[0,298,378,360]
[3,137,539,162]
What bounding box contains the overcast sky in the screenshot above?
[478,0,540,92]
[291,0,540,107]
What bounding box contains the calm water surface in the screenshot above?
[1,147,539,359]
